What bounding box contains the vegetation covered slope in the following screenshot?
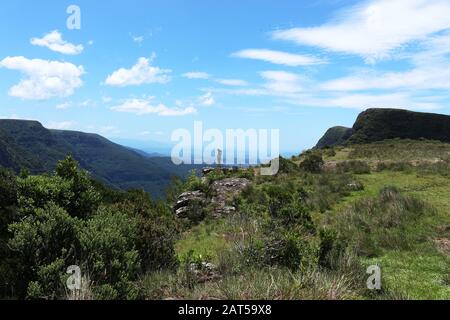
[0,119,194,197]
[0,140,448,300]
[316,108,450,148]
[168,140,449,300]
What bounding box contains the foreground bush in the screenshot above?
[2,157,179,299]
[300,153,324,173]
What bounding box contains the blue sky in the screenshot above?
[1,0,450,154]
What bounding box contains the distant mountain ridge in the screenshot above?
[316,108,450,148]
[0,119,195,197]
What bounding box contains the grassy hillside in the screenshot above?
[164,139,449,299]
[1,138,448,300]
[0,119,195,197]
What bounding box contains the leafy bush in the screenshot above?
[300,153,324,173]
[79,206,140,299]
[1,157,179,300]
[8,203,81,299]
[55,156,101,218]
[0,168,19,297]
[184,170,207,192]
[277,157,299,174]
[117,190,179,271]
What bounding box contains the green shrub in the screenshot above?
[318,229,349,270]
[79,206,140,299]
[8,203,81,299]
[244,224,317,271]
[55,156,101,218]
[0,168,18,298]
[300,153,324,173]
[3,157,180,299]
[277,157,299,174]
[117,191,179,271]
[185,170,206,192]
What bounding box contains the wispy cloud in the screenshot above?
[182,71,210,79]
[0,56,84,100]
[260,71,306,93]
[111,98,196,116]
[56,102,71,110]
[131,35,144,44]
[232,49,326,66]
[198,92,215,106]
[215,79,248,86]
[272,0,450,63]
[105,55,171,87]
[287,92,443,111]
[321,66,450,91]
[31,30,83,55]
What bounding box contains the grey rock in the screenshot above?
[210,178,250,217]
[173,190,206,218]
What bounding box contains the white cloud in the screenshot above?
[199,92,215,106]
[260,71,305,93]
[105,56,171,87]
[0,56,84,100]
[31,30,83,55]
[111,98,196,116]
[232,49,326,66]
[183,71,210,79]
[321,66,450,91]
[132,35,144,44]
[56,102,71,109]
[46,121,76,130]
[215,79,248,86]
[272,0,450,62]
[289,92,442,111]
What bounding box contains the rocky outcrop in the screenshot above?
[210,178,251,217]
[173,174,251,220]
[173,190,206,219]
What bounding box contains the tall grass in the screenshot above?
[334,187,437,256]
